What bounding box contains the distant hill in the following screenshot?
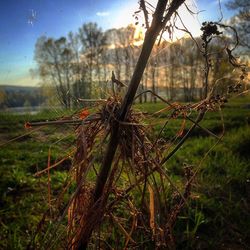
[0,85,45,108]
[0,85,39,93]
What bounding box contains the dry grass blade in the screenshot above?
[47,148,52,214]
[34,149,75,176]
[148,185,155,237]
[0,126,43,148]
[110,213,136,245]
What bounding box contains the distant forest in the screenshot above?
[0,86,45,109]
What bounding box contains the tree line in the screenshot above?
[0,87,45,109]
[34,0,248,109]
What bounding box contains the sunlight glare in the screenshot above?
[115,0,202,43]
[133,25,145,46]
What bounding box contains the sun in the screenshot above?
[112,0,201,46]
[133,1,201,45]
[133,25,145,46]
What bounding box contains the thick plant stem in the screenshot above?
[92,26,162,202]
[76,0,186,248]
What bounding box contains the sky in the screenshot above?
[0,0,235,87]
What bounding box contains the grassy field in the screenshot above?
[0,95,249,249]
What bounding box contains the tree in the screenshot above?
[226,0,250,53]
[181,38,201,101]
[34,23,107,109]
[68,31,84,102]
[117,25,137,84]
[34,36,73,108]
[67,31,94,103]
[169,43,180,100]
[78,22,106,98]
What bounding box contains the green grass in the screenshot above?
[0,109,75,249]
[135,95,250,248]
[0,94,249,249]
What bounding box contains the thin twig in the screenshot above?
[140,0,150,30]
[135,90,220,139]
[27,115,100,127]
[161,111,205,165]
[78,98,107,103]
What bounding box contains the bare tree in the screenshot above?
[78,23,106,98]
[169,43,179,100]
[181,38,200,101]
[117,25,136,84]
[68,31,88,103]
[34,36,73,108]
